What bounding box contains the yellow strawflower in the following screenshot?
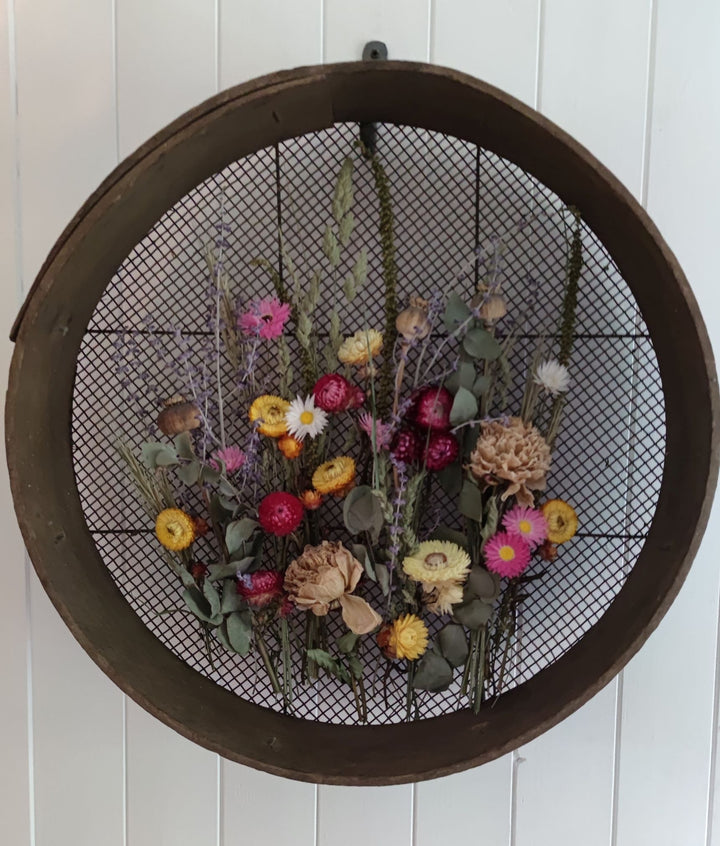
[541,499,578,544]
[312,456,356,496]
[249,395,290,438]
[338,329,383,366]
[155,508,195,551]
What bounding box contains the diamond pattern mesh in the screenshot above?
[71,122,665,724]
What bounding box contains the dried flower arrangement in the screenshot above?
[115,144,583,720]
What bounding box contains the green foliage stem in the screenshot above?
[369,152,399,417]
[558,207,583,366]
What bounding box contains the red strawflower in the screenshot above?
[391,427,422,463]
[313,373,353,413]
[412,385,453,430]
[258,491,304,536]
[237,570,285,608]
[423,430,459,471]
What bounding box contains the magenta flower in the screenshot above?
[484,531,532,578]
[358,412,393,451]
[238,298,291,340]
[501,505,547,549]
[210,445,246,474]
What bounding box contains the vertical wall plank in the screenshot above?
[515,685,616,845]
[217,11,322,845]
[432,0,539,105]
[0,2,32,845]
[125,704,219,846]
[318,786,410,846]
[116,5,222,844]
[616,3,720,843]
[415,758,512,846]
[116,0,217,157]
[219,0,322,88]
[323,0,430,63]
[539,0,652,198]
[511,3,653,844]
[222,764,316,846]
[15,0,118,283]
[14,2,124,845]
[29,575,125,846]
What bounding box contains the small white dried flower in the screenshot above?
[534,359,570,396]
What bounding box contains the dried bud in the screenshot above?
[539,540,558,562]
[157,395,202,437]
[396,296,431,342]
[190,562,208,581]
[191,516,211,538]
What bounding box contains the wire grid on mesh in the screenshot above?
[71,121,665,724]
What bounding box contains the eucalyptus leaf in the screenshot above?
[437,624,469,668]
[452,598,493,629]
[432,525,469,551]
[375,562,391,596]
[226,610,252,655]
[472,375,492,397]
[207,562,241,581]
[443,292,472,333]
[436,462,462,497]
[337,632,359,655]
[140,442,178,469]
[343,485,384,541]
[218,495,238,514]
[221,579,242,613]
[202,580,222,616]
[174,432,195,461]
[201,463,222,484]
[446,359,477,395]
[210,494,232,525]
[347,654,364,680]
[412,651,454,692]
[450,386,478,426]
[226,518,258,555]
[177,460,201,485]
[178,567,197,590]
[218,477,237,498]
[351,544,376,582]
[463,328,502,361]
[182,586,221,625]
[306,649,351,684]
[459,478,484,521]
[231,556,256,575]
[467,566,500,602]
[480,497,499,546]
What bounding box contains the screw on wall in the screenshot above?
[359,41,388,156]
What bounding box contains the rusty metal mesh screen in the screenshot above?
[71,122,665,724]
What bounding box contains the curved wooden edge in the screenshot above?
[7,61,720,784]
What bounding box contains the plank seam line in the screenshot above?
[24,558,36,846]
[215,0,221,93]
[427,0,434,64]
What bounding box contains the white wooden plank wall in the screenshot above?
[1,1,719,844]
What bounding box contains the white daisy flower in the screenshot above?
[533,359,570,396]
[285,395,328,441]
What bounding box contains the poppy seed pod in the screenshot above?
[396,295,431,342]
[477,293,507,323]
[157,395,202,437]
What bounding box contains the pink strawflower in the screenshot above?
[238,297,291,340]
[484,532,532,578]
[210,445,246,474]
[501,505,547,549]
[358,412,393,451]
